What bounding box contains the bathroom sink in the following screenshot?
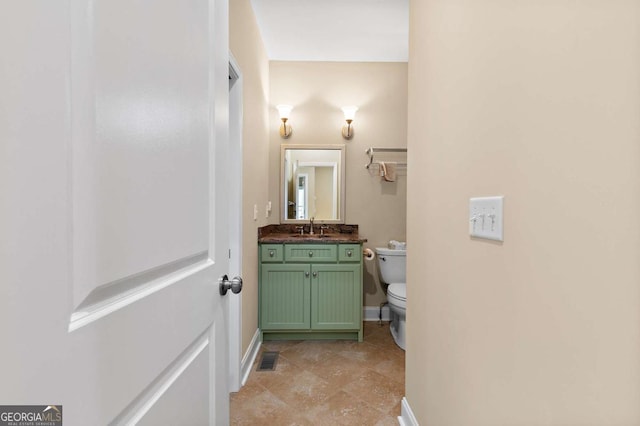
[289,234,332,239]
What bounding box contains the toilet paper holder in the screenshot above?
[363,248,375,260]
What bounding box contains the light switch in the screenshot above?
[253,204,258,221]
[469,196,504,241]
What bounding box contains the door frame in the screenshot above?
[297,161,339,220]
[227,52,243,393]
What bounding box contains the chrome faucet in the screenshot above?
[309,217,315,235]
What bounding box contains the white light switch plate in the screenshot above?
[469,196,504,241]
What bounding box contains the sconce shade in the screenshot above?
[341,106,358,121]
[341,106,358,139]
[277,104,293,120]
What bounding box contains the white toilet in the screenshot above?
[375,247,407,350]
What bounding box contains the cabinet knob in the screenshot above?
[347,250,353,257]
[305,271,310,277]
[312,272,318,278]
[269,250,275,257]
[308,251,313,257]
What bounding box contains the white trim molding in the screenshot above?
[398,397,419,426]
[240,329,261,386]
[363,305,391,322]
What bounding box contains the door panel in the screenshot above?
[92,0,210,286]
[130,341,210,426]
[73,0,210,306]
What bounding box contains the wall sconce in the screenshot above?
[341,106,358,139]
[277,104,293,138]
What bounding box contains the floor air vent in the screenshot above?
[257,351,279,371]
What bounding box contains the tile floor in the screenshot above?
[230,322,404,425]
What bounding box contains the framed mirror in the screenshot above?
[281,144,346,223]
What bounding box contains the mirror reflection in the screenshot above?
[281,145,345,223]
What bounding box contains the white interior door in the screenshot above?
[0,0,231,424]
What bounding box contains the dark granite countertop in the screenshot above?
[258,224,367,244]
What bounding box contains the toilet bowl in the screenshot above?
[375,247,407,350]
[387,283,406,350]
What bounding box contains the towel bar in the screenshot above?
[365,147,407,169]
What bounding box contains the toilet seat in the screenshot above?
[387,283,406,300]
[387,283,406,310]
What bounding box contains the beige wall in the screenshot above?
[269,61,408,308]
[230,0,270,354]
[407,0,640,424]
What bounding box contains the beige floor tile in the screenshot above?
[375,414,400,426]
[343,369,405,414]
[390,400,402,417]
[384,342,405,359]
[230,389,289,425]
[315,338,361,353]
[365,328,395,348]
[332,341,395,365]
[261,339,304,353]
[257,408,317,426]
[279,340,336,366]
[251,353,307,389]
[372,353,405,383]
[307,353,370,388]
[230,380,266,406]
[363,321,389,337]
[304,390,387,426]
[268,370,337,411]
[230,322,405,425]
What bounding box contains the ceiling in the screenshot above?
[250,0,409,62]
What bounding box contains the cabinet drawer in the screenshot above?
[338,244,361,262]
[261,244,284,262]
[284,244,337,262]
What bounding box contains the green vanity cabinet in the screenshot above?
[259,243,363,341]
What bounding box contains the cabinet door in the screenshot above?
[311,264,361,330]
[260,264,311,330]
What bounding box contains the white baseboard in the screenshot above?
[240,329,261,386]
[363,305,391,321]
[398,397,419,426]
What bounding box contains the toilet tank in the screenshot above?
[375,248,406,284]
